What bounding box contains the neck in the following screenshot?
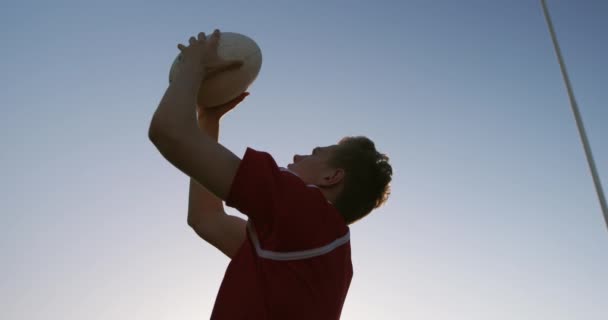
[317,185,342,205]
[280,167,341,204]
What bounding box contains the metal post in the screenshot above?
[540,0,608,232]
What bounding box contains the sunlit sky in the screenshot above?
[1,1,607,319]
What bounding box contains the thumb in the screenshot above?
[216,91,250,109]
[222,60,244,71]
[206,60,244,78]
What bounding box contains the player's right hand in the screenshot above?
[197,92,249,122]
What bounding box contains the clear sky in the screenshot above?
[1,0,607,319]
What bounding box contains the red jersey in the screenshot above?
[211,148,353,319]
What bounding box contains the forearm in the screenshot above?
[150,72,203,139]
[187,117,225,226]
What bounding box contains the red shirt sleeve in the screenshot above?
[225,147,285,226]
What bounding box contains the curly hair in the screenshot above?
[328,136,392,224]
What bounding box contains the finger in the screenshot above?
[205,61,242,78]
[208,29,221,47]
[233,94,246,103]
[221,60,244,71]
[218,95,247,109]
[231,92,249,104]
[216,91,248,107]
[197,32,206,42]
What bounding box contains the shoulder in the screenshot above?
[237,147,280,175]
[271,174,349,250]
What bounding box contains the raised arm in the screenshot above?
[148,30,247,258]
[148,30,242,200]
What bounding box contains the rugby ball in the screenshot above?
[169,31,262,107]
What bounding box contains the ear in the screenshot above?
[320,168,345,187]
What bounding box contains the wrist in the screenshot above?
[198,115,220,140]
[198,114,220,127]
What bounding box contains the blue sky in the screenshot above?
[1,0,607,319]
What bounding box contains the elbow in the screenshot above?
[188,218,206,239]
[148,114,190,149]
[148,106,174,144]
[148,118,176,150]
[148,118,166,144]
[187,215,197,229]
[187,211,204,230]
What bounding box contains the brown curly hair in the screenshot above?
[328,136,392,224]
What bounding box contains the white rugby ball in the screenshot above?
[169,32,262,107]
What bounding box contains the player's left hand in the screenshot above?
[176,29,243,81]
